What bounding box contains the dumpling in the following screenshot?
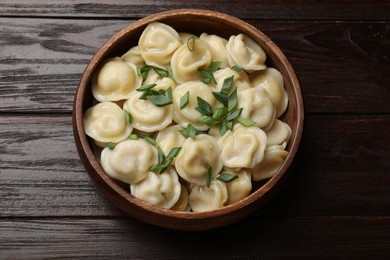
[219,124,267,169]
[100,139,157,184]
[189,180,228,212]
[213,67,252,93]
[179,32,198,42]
[123,90,173,132]
[171,184,191,211]
[175,134,223,186]
[139,22,182,69]
[121,46,145,67]
[171,38,212,84]
[199,33,229,69]
[172,81,217,131]
[141,69,177,91]
[91,58,142,102]
[83,102,132,147]
[265,119,292,146]
[226,34,267,72]
[224,169,252,205]
[130,167,181,209]
[251,144,288,181]
[155,125,186,159]
[250,68,288,117]
[238,86,276,131]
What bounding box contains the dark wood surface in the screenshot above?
[1,1,389,258]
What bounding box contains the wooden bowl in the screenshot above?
[73,9,304,231]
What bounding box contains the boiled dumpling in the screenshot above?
[171,184,191,211]
[100,139,157,184]
[172,81,217,131]
[250,68,288,117]
[139,22,182,69]
[123,90,173,132]
[219,124,267,169]
[91,58,142,102]
[224,169,252,205]
[155,125,186,159]
[265,119,292,146]
[189,180,228,212]
[83,102,132,147]
[251,144,288,181]
[238,86,276,131]
[213,67,252,93]
[130,167,181,209]
[171,38,212,84]
[226,34,266,72]
[179,32,198,42]
[199,33,229,68]
[141,69,177,91]
[175,134,223,186]
[121,46,145,67]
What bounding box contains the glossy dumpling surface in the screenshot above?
[91,58,142,102]
[224,169,252,205]
[83,102,132,147]
[226,34,267,72]
[130,167,181,209]
[100,139,157,184]
[155,125,186,159]
[219,124,267,169]
[139,22,182,69]
[175,134,222,186]
[123,90,173,132]
[121,46,145,67]
[265,119,292,146]
[251,144,288,181]
[213,67,252,93]
[189,180,228,212]
[199,33,229,69]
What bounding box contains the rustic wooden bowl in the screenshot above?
[73,9,304,231]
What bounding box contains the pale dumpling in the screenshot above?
[155,125,186,159]
[219,124,267,169]
[142,69,177,91]
[123,90,173,132]
[213,67,252,93]
[121,46,145,67]
[199,33,229,68]
[238,86,276,131]
[250,68,288,117]
[171,38,212,84]
[171,184,191,211]
[91,58,142,102]
[265,119,292,146]
[179,32,198,42]
[83,102,132,147]
[226,34,267,72]
[100,139,158,184]
[172,81,217,131]
[175,134,223,186]
[251,144,288,181]
[189,180,228,212]
[139,22,182,69]
[224,169,252,205]
[130,167,181,209]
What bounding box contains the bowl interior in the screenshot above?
[73,9,304,231]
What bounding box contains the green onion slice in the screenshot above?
[217,172,239,183]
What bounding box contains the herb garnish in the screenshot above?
[180,91,190,110]
[238,118,256,127]
[149,146,182,174]
[231,65,244,72]
[179,124,199,139]
[137,84,173,107]
[198,61,221,85]
[124,109,133,125]
[216,172,239,183]
[144,136,156,145]
[206,167,213,188]
[129,134,139,140]
[187,36,195,52]
[106,142,115,150]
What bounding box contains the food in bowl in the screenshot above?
[82,22,291,212]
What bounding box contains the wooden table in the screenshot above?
[1,1,389,258]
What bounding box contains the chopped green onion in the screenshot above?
[166,147,182,159]
[124,109,133,125]
[179,124,198,139]
[196,97,213,116]
[139,65,153,81]
[228,88,238,112]
[165,87,173,101]
[212,107,228,120]
[137,66,142,76]
[168,67,175,81]
[144,136,156,145]
[226,108,243,122]
[106,142,115,150]
[180,91,190,110]
[226,120,234,131]
[221,75,234,93]
[153,67,168,77]
[207,61,222,72]
[219,120,229,136]
[136,84,156,92]
[231,65,244,72]
[206,167,212,188]
[198,69,217,85]
[146,94,172,107]
[159,157,173,174]
[187,36,195,52]
[217,172,239,183]
[238,118,256,127]
[157,146,165,164]
[129,134,138,140]
[149,164,163,173]
[197,115,220,126]
[212,91,228,106]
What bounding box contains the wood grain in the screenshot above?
[0,217,389,258]
[0,0,389,21]
[1,115,388,218]
[0,18,389,114]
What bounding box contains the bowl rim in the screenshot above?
[73,8,304,228]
